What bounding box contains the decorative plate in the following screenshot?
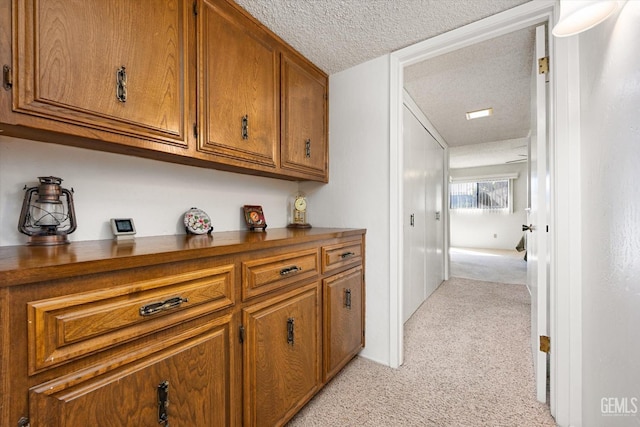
[183,207,213,235]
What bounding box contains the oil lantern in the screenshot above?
[18,176,77,245]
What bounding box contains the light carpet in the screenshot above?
[450,247,527,285]
[287,277,555,426]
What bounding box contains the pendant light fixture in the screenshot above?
[552,0,621,37]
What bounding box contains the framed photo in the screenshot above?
[243,205,267,231]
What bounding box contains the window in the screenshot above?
[450,179,510,211]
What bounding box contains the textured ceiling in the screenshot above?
[404,26,536,148]
[233,0,535,168]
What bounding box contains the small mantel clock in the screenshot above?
[287,192,311,229]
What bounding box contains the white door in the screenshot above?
[527,24,549,403]
[403,105,427,323]
[425,132,444,296]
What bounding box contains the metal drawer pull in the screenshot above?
[340,251,355,259]
[287,317,295,345]
[305,139,311,158]
[279,265,302,276]
[345,288,352,309]
[140,296,188,317]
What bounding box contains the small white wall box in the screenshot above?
[110,218,136,241]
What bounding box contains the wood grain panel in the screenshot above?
[323,266,364,382]
[321,238,363,274]
[14,0,190,146]
[29,319,232,426]
[242,248,318,300]
[28,265,234,373]
[242,282,321,427]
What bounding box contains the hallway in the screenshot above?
[287,276,554,426]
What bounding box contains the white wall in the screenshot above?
[301,55,391,365]
[449,162,527,250]
[0,136,297,246]
[578,2,640,425]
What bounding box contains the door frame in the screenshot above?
[388,1,582,425]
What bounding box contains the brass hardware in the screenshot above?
[522,224,534,233]
[345,288,352,309]
[139,296,188,316]
[157,381,169,425]
[287,318,295,345]
[305,139,311,158]
[540,335,550,353]
[241,115,249,140]
[538,57,549,75]
[193,123,198,138]
[3,65,12,90]
[279,265,301,276]
[116,66,127,102]
[340,252,355,259]
[239,325,246,344]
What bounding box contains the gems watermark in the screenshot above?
[601,397,638,417]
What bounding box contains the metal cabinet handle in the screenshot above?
[139,296,188,316]
[116,66,127,102]
[522,224,534,232]
[157,381,169,425]
[280,265,302,276]
[410,213,415,227]
[344,288,352,309]
[305,139,311,158]
[242,115,249,140]
[287,317,295,345]
[340,251,355,259]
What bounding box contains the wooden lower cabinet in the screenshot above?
[323,266,365,382]
[242,282,322,427]
[0,228,365,426]
[29,318,234,427]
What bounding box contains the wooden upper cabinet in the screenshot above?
[12,0,191,150]
[281,53,328,181]
[197,0,279,169]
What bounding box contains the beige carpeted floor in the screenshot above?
[287,277,556,426]
[450,247,527,285]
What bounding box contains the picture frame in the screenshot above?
[243,205,267,231]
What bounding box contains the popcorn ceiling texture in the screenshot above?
[404,26,536,147]
[234,0,531,74]
[234,0,535,165]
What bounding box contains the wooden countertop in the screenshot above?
[0,228,365,287]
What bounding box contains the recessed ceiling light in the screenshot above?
[466,108,493,120]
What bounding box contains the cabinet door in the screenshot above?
[243,282,321,427]
[13,0,191,149]
[29,320,234,427]
[281,53,328,181]
[323,266,364,381]
[198,0,278,168]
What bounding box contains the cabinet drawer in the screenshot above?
[321,239,363,273]
[242,249,318,300]
[28,265,234,373]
